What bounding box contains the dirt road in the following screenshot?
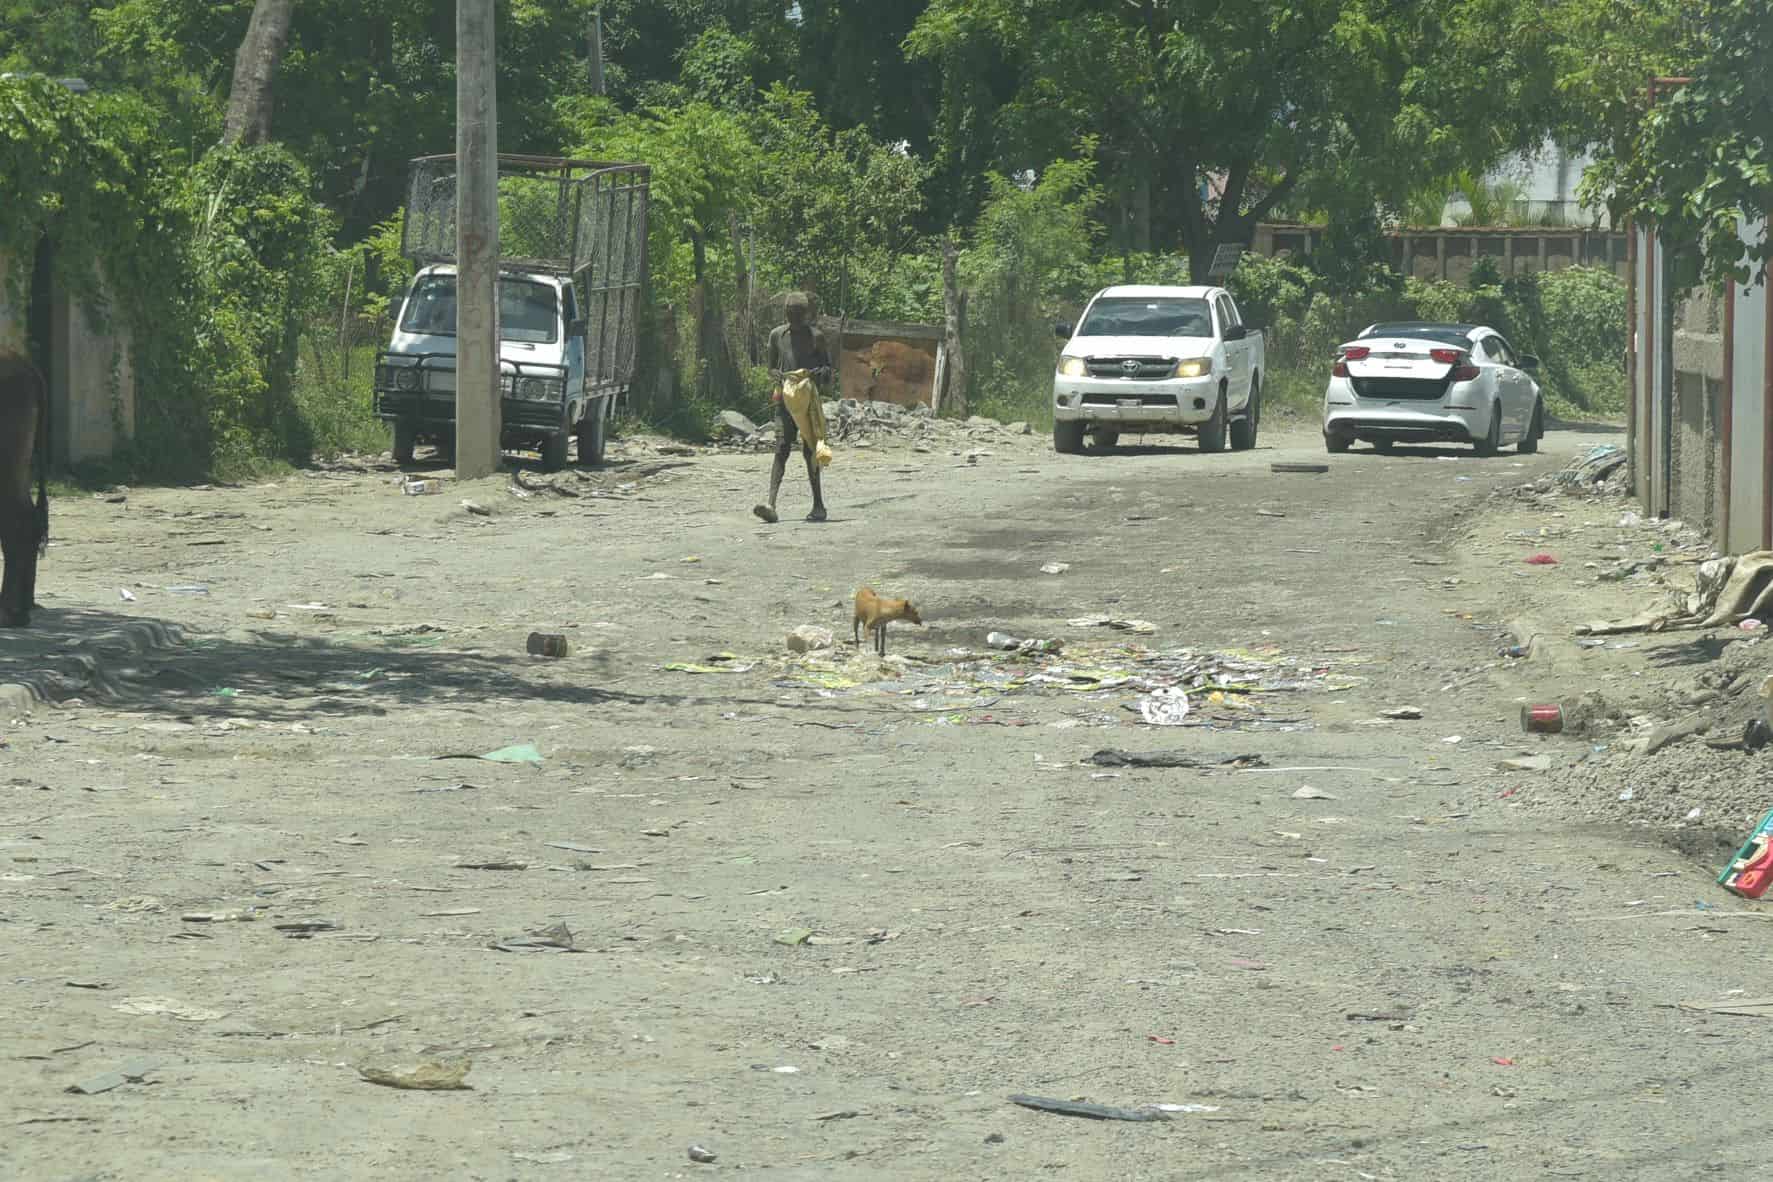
[2,420,1762,1180]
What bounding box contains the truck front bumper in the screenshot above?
[1054,376,1219,428]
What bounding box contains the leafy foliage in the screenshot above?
[1572,0,1772,283]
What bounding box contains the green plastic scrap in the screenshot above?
[480,744,543,764]
[774,927,813,946]
[438,744,544,765]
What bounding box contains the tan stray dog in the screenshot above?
[853,587,923,656]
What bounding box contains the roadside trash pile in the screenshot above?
[669,630,1345,730]
[1577,550,1773,636]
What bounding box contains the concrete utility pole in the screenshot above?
[455,0,501,478]
[589,8,606,96]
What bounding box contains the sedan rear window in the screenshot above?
[1358,324,1472,347]
[1078,297,1212,338]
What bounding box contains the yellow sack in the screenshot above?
[780,369,833,467]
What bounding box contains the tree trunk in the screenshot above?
[940,236,967,417]
[221,0,294,147]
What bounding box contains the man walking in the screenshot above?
[754,292,834,524]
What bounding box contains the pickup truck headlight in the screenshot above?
[1056,356,1089,378]
[518,377,564,401]
[1173,358,1210,379]
[394,366,422,392]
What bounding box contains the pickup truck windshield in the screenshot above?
[400,276,559,344]
[1078,297,1211,338]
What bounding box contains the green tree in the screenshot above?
[909,0,1567,281]
[1569,0,1771,283]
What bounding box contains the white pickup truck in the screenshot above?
[1052,285,1264,454]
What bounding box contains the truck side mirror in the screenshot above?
[1054,322,1073,340]
[569,318,587,336]
[1222,324,1247,342]
[1519,353,1540,371]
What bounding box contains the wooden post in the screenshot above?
[455,0,501,478]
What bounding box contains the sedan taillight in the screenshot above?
[1430,347,1480,382]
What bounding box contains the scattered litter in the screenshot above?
[665,654,754,674]
[1720,808,1773,899]
[814,1110,861,1121]
[275,919,340,937]
[1618,788,1635,802]
[774,927,814,947]
[460,499,491,517]
[1150,1103,1221,1114]
[786,625,835,654]
[489,922,580,953]
[526,632,569,658]
[1271,462,1329,474]
[358,1060,472,1090]
[1491,1057,1516,1067]
[1293,786,1337,800]
[1147,1035,1176,1046]
[401,478,444,495]
[688,1145,718,1164]
[1521,704,1564,734]
[1499,755,1551,773]
[987,631,1064,654]
[1256,509,1287,518]
[1679,997,1773,1018]
[1040,562,1071,575]
[112,997,226,1022]
[65,1059,161,1096]
[1068,616,1157,635]
[512,1151,574,1166]
[1089,750,1264,769]
[544,841,601,854]
[1009,1095,1169,1122]
[1380,706,1423,720]
[1524,553,1558,566]
[455,859,528,871]
[1139,688,1191,726]
[118,588,136,602]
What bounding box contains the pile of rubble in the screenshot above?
[713,399,1037,454]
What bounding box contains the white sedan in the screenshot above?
[1321,322,1545,455]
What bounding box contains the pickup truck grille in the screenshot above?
[1081,392,1177,407]
[1085,357,1175,380]
[1351,376,1449,401]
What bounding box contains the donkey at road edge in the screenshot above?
[0,355,48,627]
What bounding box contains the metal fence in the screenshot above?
[398,154,650,394]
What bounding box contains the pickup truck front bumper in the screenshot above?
[1054,376,1220,429]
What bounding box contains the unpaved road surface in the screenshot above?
[2,421,1762,1180]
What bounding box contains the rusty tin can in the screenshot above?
[1521,703,1564,734]
[527,632,569,658]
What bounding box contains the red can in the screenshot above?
[1521,704,1564,734]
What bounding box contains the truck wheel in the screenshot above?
[1198,389,1228,453]
[392,420,417,465]
[576,400,608,466]
[1517,401,1543,454]
[1325,431,1352,454]
[1054,421,1085,454]
[1230,378,1260,451]
[541,431,569,472]
[1086,427,1119,453]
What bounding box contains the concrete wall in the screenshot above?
[1728,219,1769,552]
[1634,216,1771,554]
[0,247,135,466]
[1253,224,1629,281]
